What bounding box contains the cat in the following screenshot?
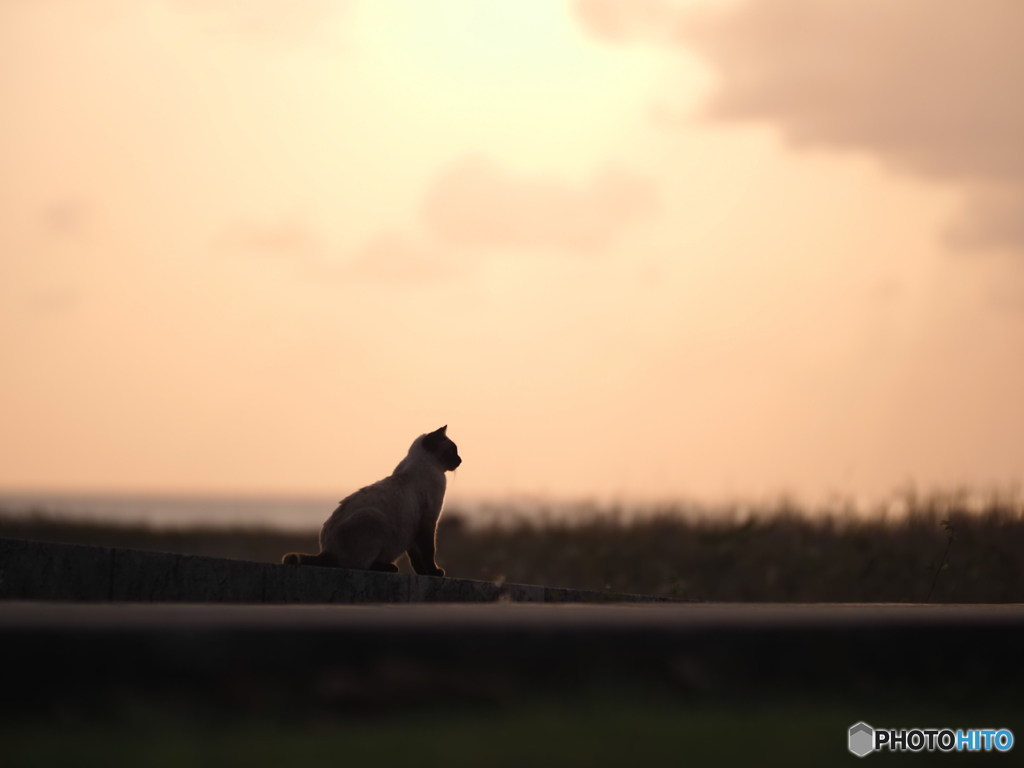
[282,425,461,576]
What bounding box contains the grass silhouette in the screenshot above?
[2,492,1022,602]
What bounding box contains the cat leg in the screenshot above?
[368,561,399,573]
[406,546,427,575]
[408,527,445,577]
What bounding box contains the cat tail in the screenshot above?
[281,551,338,567]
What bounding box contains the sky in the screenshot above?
[1,0,1022,510]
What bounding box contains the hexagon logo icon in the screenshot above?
[849,722,875,757]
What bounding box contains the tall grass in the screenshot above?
[2,493,1022,602]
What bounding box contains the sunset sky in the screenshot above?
[2,0,1022,510]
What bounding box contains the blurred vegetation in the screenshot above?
[7,694,1021,768]
[0,513,319,566]
[2,493,1022,602]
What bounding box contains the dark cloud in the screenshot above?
[576,0,1024,251]
[421,157,657,253]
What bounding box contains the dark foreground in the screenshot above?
[3,601,1024,766]
[0,536,669,604]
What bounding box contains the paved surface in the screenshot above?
[3,601,1023,713]
[2,600,1023,629]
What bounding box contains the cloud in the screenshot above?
[27,288,79,316]
[222,221,449,285]
[40,198,91,238]
[223,156,660,287]
[344,233,451,284]
[224,219,322,255]
[575,0,1024,251]
[574,0,682,45]
[947,188,1024,251]
[421,157,657,253]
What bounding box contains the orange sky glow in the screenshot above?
[2,0,1022,512]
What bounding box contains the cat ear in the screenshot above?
[423,425,447,451]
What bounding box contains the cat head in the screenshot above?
[421,425,462,471]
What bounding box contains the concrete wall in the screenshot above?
[0,537,668,604]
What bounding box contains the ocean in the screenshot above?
[0,491,340,531]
